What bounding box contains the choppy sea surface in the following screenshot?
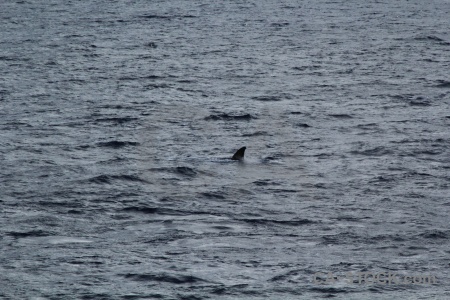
[1,0,449,299]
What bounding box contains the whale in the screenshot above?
[181,146,247,163]
[231,146,246,161]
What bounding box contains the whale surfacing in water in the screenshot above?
[231,146,246,161]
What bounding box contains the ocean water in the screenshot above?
[1,0,449,299]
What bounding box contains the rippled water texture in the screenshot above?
[1,0,449,299]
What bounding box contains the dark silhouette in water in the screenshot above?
[231,147,246,160]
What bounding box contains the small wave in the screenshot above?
[252,93,293,102]
[145,83,171,89]
[97,141,139,148]
[7,230,52,238]
[350,146,392,156]
[150,167,197,177]
[48,237,92,244]
[292,65,321,71]
[370,175,396,183]
[270,22,290,27]
[204,113,256,121]
[121,174,147,182]
[211,284,250,295]
[389,93,415,101]
[119,75,163,80]
[120,206,186,215]
[99,104,131,109]
[0,56,16,61]
[62,78,86,84]
[89,175,111,184]
[334,215,369,222]
[356,123,378,129]
[175,166,197,176]
[390,137,446,145]
[211,225,233,230]
[414,35,450,45]
[269,270,301,282]
[122,273,208,284]
[409,100,431,106]
[434,80,450,88]
[321,232,360,245]
[309,287,349,293]
[419,230,448,239]
[415,35,444,42]
[201,192,226,199]
[94,117,138,124]
[138,14,197,20]
[88,174,147,184]
[266,188,299,193]
[252,95,282,101]
[261,153,285,162]
[242,131,269,137]
[295,123,311,128]
[38,200,82,208]
[253,179,280,186]
[328,114,353,119]
[238,218,315,226]
[138,15,171,19]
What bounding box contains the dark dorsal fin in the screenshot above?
[231,146,246,160]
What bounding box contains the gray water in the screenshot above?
[1,0,449,299]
